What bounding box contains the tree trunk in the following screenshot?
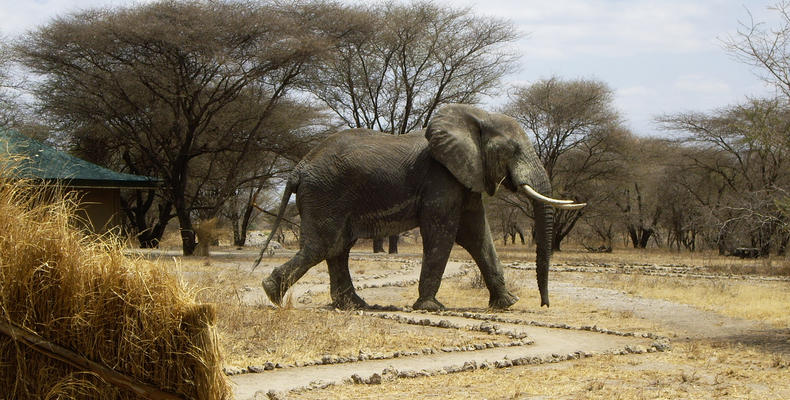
[373,237,385,253]
[121,191,172,249]
[233,203,256,247]
[388,235,399,254]
[138,221,167,248]
[175,203,197,256]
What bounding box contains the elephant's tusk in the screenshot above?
[520,184,575,205]
[556,202,587,210]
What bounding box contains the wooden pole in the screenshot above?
[0,320,183,400]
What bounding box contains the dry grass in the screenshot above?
[576,272,790,327]
[217,305,503,367]
[172,257,506,368]
[0,175,229,399]
[293,340,790,399]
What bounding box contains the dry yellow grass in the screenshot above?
[217,306,504,367]
[576,272,790,327]
[293,340,790,399]
[172,257,507,368]
[0,174,229,399]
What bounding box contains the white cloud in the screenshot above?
[672,74,731,95]
[618,85,654,98]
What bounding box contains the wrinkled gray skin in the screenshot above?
[258,104,555,310]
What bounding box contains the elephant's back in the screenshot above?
[298,129,429,183]
[293,129,432,238]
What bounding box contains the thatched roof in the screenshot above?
[0,129,159,189]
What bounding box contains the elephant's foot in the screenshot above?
[331,291,369,310]
[262,275,285,307]
[489,291,519,310]
[413,297,445,311]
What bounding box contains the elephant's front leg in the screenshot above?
[414,213,461,311]
[455,195,519,309]
[327,248,368,310]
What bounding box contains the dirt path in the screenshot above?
[231,319,653,399]
[227,256,674,399]
[551,281,761,339]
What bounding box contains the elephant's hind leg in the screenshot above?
[327,248,368,310]
[263,248,325,307]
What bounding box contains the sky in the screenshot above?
[0,0,783,136]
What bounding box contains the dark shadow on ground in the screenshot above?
[720,328,790,355]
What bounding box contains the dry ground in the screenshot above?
[160,242,790,399]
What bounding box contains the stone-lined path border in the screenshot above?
[230,307,669,399]
[229,257,673,399]
[223,307,533,376]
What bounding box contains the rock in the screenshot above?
[625,345,647,354]
[367,373,382,385]
[223,366,245,375]
[247,365,265,373]
[351,374,364,384]
[651,339,672,352]
[266,389,287,400]
[321,355,335,364]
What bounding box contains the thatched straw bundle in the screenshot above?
[0,177,230,398]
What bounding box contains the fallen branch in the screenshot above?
[0,320,182,400]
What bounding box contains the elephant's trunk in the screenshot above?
[531,198,553,307]
[510,158,554,307]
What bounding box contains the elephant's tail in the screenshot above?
[251,175,298,272]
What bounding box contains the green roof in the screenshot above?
[0,129,160,189]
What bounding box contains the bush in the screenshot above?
[0,175,230,399]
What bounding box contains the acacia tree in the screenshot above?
[210,100,329,247]
[658,99,790,255]
[309,1,518,134]
[16,0,359,254]
[308,0,519,253]
[499,77,625,250]
[724,0,790,251]
[0,39,23,130]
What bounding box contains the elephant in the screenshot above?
[503,221,526,246]
[253,104,585,310]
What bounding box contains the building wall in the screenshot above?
[69,187,123,234]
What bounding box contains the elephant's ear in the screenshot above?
[425,104,488,193]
